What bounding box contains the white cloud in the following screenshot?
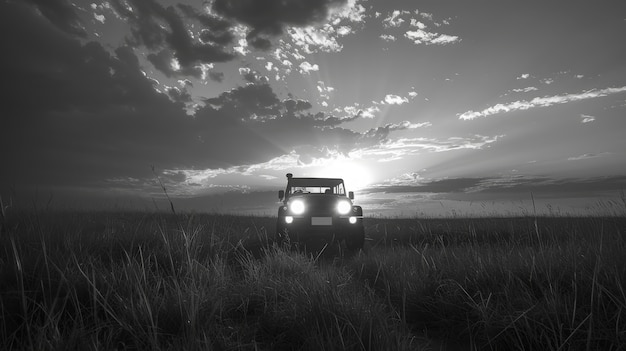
[340,104,380,119]
[408,91,418,98]
[358,134,501,162]
[288,26,342,53]
[430,34,459,45]
[94,13,105,23]
[405,29,459,45]
[337,26,352,36]
[580,114,596,123]
[383,10,409,28]
[517,73,530,79]
[384,94,409,105]
[233,38,249,56]
[380,34,396,42]
[459,86,626,120]
[317,81,335,99]
[379,10,459,46]
[567,152,611,161]
[420,12,434,21]
[285,0,366,55]
[299,61,319,74]
[410,19,426,29]
[330,0,367,23]
[512,87,538,93]
[398,121,431,129]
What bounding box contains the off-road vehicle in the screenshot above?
[276,173,365,251]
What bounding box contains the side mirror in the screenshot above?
[348,191,354,200]
[278,190,285,200]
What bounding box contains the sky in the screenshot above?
[1,0,626,217]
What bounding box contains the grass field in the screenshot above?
[1,208,625,350]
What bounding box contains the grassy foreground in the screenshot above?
[1,210,625,350]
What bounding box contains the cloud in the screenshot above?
[404,29,459,45]
[287,25,344,53]
[213,0,349,50]
[364,177,488,194]
[317,81,335,100]
[166,86,192,103]
[106,0,235,76]
[384,94,409,105]
[379,9,460,46]
[208,71,225,82]
[383,10,409,28]
[299,61,320,74]
[567,153,611,161]
[336,88,420,119]
[3,2,411,196]
[277,0,365,54]
[364,175,626,198]
[24,0,87,37]
[338,104,381,119]
[238,67,262,82]
[356,134,500,162]
[511,87,538,93]
[580,114,596,123]
[459,86,626,120]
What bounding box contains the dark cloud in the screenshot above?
[364,176,626,199]
[199,29,235,46]
[239,68,264,83]
[177,4,232,37]
[0,0,418,199]
[208,71,225,82]
[109,0,235,76]
[1,2,194,188]
[364,178,488,194]
[0,1,405,196]
[212,0,347,49]
[473,176,626,197]
[213,0,346,32]
[147,49,203,78]
[166,87,192,104]
[24,0,86,37]
[204,83,282,122]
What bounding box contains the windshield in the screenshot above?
[288,183,345,195]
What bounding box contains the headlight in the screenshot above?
[289,199,305,215]
[337,200,351,215]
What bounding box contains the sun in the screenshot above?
[312,159,374,191]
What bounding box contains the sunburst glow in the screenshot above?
[312,159,373,191]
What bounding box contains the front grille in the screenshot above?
[299,196,340,216]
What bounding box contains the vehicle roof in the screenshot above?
[288,177,344,187]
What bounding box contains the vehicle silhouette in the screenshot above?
[276,173,365,253]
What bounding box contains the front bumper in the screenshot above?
[277,215,364,243]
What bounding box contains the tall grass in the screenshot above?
[0,211,416,350]
[1,208,625,350]
[356,216,626,350]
